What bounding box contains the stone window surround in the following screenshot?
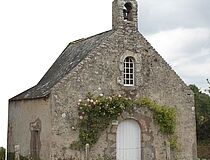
[118,50,142,88]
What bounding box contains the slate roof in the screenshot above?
[10,30,113,101]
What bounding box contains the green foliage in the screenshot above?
[136,98,176,134]
[70,141,83,151]
[190,84,210,144]
[153,107,176,134]
[71,94,134,149]
[71,94,176,150]
[169,135,178,150]
[0,147,5,160]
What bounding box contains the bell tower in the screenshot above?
[112,0,138,31]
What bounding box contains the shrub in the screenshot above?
[0,147,5,160]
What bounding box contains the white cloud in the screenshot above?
[146,27,210,89]
[147,27,210,59]
[177,59,210,77]
[140,0,210,33]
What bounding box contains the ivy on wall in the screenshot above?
[137,98,176,134]
[70,93,177,150]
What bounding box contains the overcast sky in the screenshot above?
[0,0,209,148]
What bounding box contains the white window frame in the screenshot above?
[123,57,135,86]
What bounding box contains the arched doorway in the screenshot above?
[117,119,141,160]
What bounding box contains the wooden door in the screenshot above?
[31,130,39,159]
[117,119,141,160]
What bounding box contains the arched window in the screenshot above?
[124,57,134,86]
[123,2,133,21]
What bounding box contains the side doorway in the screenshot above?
[30,118,41,160]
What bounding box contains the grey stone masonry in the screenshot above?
[112,0,138,31]
[8,0,197,159]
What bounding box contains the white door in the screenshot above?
[117,119,141,160]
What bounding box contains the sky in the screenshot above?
[0,0,209,148]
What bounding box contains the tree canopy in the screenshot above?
[190,84,210,144]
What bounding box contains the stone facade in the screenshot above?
[8,0,197,159]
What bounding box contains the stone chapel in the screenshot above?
[8,0,197,159]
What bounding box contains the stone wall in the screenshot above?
[8,98,51,160]
[50,25,197,160]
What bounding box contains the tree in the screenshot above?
[190,84,210,144]
[0,147,5,160]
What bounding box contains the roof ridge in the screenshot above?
[69,30,112,45]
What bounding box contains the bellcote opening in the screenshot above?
[123,2,133,21]
[112,0,138,30]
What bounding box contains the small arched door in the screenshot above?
[117,119,141,160]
